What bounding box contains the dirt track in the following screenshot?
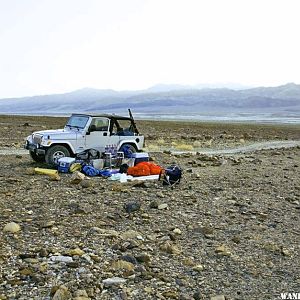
[1,139,300,156]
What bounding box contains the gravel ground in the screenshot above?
[0,115,299,300]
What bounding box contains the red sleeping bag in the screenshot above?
[127,162,162,177]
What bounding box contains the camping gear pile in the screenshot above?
[53,148,182,186]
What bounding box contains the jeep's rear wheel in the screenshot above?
[45,145,70,166]
[119,143,137,157]
[29,151,45,163]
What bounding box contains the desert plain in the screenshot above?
[0,115,299,300]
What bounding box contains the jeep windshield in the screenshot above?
[65,115,89,129]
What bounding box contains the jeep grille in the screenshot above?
[33,134,42,144]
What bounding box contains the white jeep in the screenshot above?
[24,111,144,165]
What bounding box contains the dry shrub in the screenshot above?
[176,143,194,151]
[193,141,202,148]
[144,144,160,151]
[205,139,213,146]
[157,138,165,145]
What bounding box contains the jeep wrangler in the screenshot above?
[24,110,144,165]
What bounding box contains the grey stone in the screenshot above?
[50,256,73,263]
[102,277,127,286]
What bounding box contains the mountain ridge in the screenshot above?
[0,83,299,116]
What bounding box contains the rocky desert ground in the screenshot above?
[0,115,299,300]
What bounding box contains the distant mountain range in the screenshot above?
[0,83,300,117]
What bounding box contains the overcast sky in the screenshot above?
[0,0,299,98]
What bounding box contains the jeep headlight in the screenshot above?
[33,134,43,144]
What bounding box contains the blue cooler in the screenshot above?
[58,157,75,173]
[132,152,149,165]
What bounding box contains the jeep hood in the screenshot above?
[33,129,80,140]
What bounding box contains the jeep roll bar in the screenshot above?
[128,108,139,134]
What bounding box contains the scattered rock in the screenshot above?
[24,258,39,264]
[68,202,87,214]
[124,201,141,213]
[193,290,201,300]
[102,277,127,286]
[50,256,73,263]
[25,167,36,175]
[52,285,71,300]
[210,295,226,300]
[232,236,241,244]
[66,261,80,268]
[19,252,36,259]
[3,222,21,233]
[135,253,151,263]
[156,192,165,198]
[92,227,119,238]
[69,248,85,256]
[149,200,159,209]
[281,248,291,256]
[73,289,90,300]
[194,226,214,238]
[131,181,150,188]
[192,264,204,272]
[173,228,182,235]
[19,268,34,276]
[70,171,86,184]
[41,220,56,228]
[121,230,142,240]
[39,248,48,257]
[160,242,181,255]
[110,260,134,271]
[158,203,168,210]
[215,245,231,256]
[162,290,178,299]
[80,179,92,188]
[182,258,195,266]
[49,173,61,181]
[263,242,280,253]
[121,255,138,265]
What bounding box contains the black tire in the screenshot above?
[29,151,45,163]
[119,143,137,158]
[45,145,70,166]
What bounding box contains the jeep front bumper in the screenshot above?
[24,141,46,155]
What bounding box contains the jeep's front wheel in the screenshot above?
[45,145,70,166]
[29,151,45,163]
